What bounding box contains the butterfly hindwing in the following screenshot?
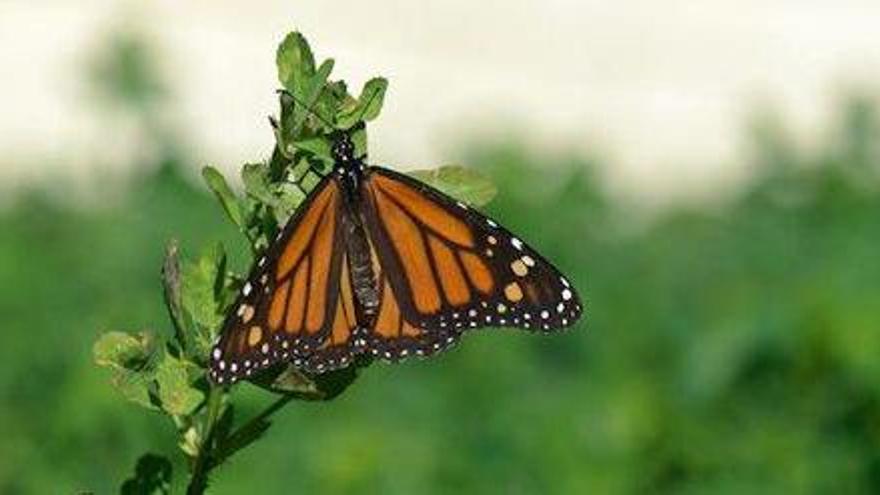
[209,177,349,383]
[358,232,460,361]
[358,166,582,360]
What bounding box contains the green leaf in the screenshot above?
[93,331,161,410]
[268,142,292,180]
[94,331,157,371]
[120,453,172,495]
[155,354,204,416]
[351,125,368,159]
[180,244,226,338]
[241,162,277,207]
[275,90,298,160]
[288,157,314,183]
[314,58,334,86]
[299,169,323,194]
[276,32,316,96]
[249,363,363,400]
[113,368,160,411]
[291,136,331,159]
[249,365,321,397]
[316,79,349,123]
[357,77,388,122]
[161,240,189,353]
[202,167,245,230]
[179,425,201,458]
[291,58,335,134]
[408,165,498,206]
[274,183,307,223]
[337,77,388,128]
[243,162,305,245]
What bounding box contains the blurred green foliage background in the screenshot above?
[2,29,880,494]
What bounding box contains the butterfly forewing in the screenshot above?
[209,178,349,384]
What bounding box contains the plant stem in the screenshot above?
[187,386,223,495]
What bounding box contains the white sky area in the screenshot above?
[1,1,879,205]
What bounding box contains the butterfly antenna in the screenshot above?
[274,88,339,183]
[352,86,382,126]
[277,88,336,130]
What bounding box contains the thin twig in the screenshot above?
[186,386,223,495]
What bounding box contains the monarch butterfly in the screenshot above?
[208,127,582,384]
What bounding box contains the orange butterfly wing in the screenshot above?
[209,177,352,384]
[357,167,583,360]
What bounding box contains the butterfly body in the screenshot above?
[209,129,582,384]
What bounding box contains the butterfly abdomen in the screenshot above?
[341,203,381,322]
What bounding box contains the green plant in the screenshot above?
[93,31,495,494]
